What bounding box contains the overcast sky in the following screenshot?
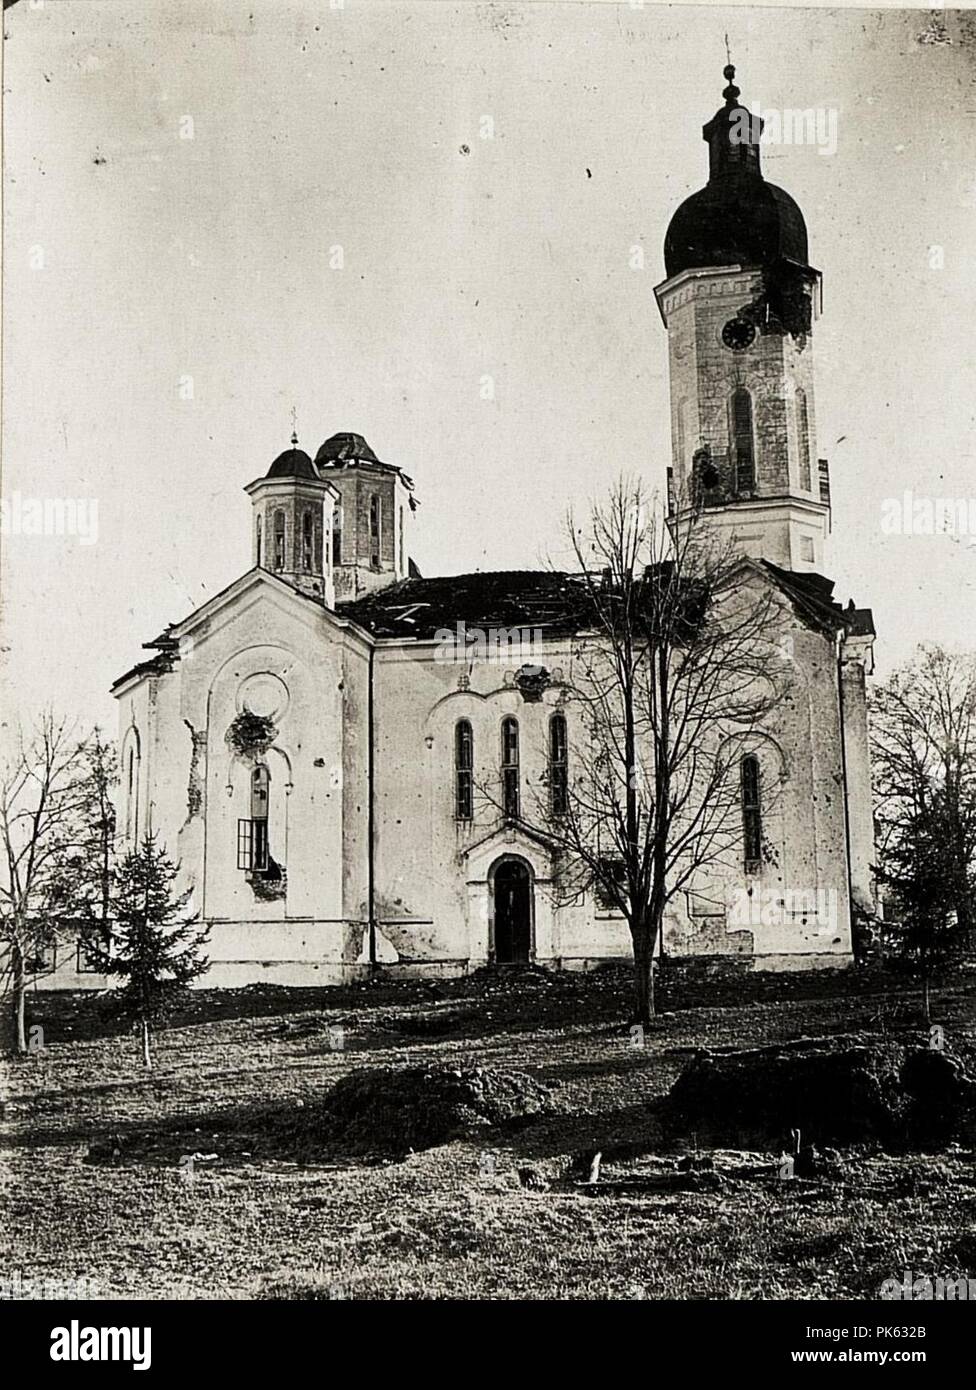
[2,1,975,735]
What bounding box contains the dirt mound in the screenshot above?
[665,1035,976,1149]
[373,1005,482,1037]
[310,1065,558,1155]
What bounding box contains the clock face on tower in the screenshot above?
[722,317,756,351]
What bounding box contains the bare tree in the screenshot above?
[514,478,792,1022]
[0,714,89,1054]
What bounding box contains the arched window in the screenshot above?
[454,720,473,821]
[549,713,568,817]
[740,754,762,872]
[255,515,263,568]
[301,509,313,572]
[125,746,137,840]
[731,388,755,493]
[501,716,520,820]
[332,504,342,565]
[238,764,270,872]
[795,387,812,491]
[369,494,381,567]
[122,729,141,842]
[273,510,286,571]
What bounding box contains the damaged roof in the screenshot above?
[112,560,874,695]
[337,571,594,639]
[762,560,874,639]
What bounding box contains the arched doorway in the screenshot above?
[491,856,534,963]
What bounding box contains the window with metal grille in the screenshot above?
[273,510,286,571]
[455,719,473,821]
[237,818,270,872]
[549,712,568,817]
[741,754,762,871]
[731,388,755,493]
[796,388,812,491]
[501,716,520,820]
[237,818,253,870]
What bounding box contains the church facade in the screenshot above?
[60,68,877,988]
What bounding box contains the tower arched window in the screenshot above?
[454,720,473,821]
[255,515,263,568]
[795,387,812,492]
[740,754,762,872]
[332,504,342,565]
[301,509,313,572]
[731,388,755,493]
[273,510,286,571]
[549,713,569,817]
[501,716,520,820]
[369,494,381,568]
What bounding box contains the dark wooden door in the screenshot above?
[493,859,532,963]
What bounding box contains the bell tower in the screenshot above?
[313,432,417,600]
[655,66,830,572]
[244,436,339,606]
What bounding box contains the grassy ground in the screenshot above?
[3,966,976,1300]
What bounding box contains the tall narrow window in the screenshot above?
[332,504,342,565]
[549,713,568,817]
[126,747,136,839]
[301,509,313,572]
[501,716,520,820]
[741,754,762,872]
[369,494,381,567]
[455,720,473,821]
[731,388,755,493]
[255,515,263,568]
[273,510,286,571]
[399,505,405,574]
[239,764,270,872]
[795,387,812,491]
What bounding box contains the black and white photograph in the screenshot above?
[1,0,975,1351]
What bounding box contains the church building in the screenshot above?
[70,67,877,987]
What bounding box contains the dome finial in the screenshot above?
[290,405,299,449]
[722,36,739,105]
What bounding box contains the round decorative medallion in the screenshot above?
[238,672,289,721]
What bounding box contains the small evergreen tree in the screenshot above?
[89,834,209,1067]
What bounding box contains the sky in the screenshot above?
[2,1,975,736]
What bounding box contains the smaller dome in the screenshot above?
[266,447,316,480]
[315,432,379,465]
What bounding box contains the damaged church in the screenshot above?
[54,67,877,987]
